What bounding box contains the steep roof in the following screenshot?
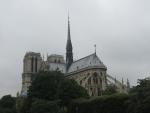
[67,53,106,73]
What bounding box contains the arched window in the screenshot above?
[93,72,98,77]
[93,72,98,84]
[56,67,59,71]
[88,77,91,85]
[80,80,82,85]
[99,78,102,88]
[95,78,98,84]
[35,57,37,72]
[90,87,93,91]
[98,88,101,96]
[31,57,34,72]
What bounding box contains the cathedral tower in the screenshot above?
[66,16,73,70]
[21,52,42,96]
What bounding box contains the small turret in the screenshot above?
[122,78,124,85]
[127,78,130,90]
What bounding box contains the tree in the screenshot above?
[102,85,117,95]
[59,78,89,106]
[127,78,150,113]
[68,94,129,113]
[26,71,89,113]
[28,71,65,100]
[130,78,150,98]
[30,99,60,113]
[0,95,17,113]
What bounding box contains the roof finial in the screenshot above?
[42,54,44,61]
[127,78,130,89]
[115,76,117,83]
[122,78,124,85]
[94,44,96,54]
[47,53,48,60]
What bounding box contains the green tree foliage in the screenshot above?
[130,78,150,97]
[19,72,150,113]
[59,79,89,106]
[29,71,88,100]
[28,71,65,100]
[30,99,60,113]
[16,97,30,113]
[68,78,150,113]
[25,71,89,113]
[68,94,129,113]
[127,78,150,113]
[0,95,17,113]
[102,85,117,95]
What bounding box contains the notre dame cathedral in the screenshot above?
[20,18,130,97]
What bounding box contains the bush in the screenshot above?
[0,95,16,113]
[30,99,60,113]
[68,94,129,113]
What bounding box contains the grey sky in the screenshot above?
[0,0,150,97]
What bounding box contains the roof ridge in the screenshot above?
[73,53,96,63]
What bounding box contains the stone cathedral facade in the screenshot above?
[21,19,129,97]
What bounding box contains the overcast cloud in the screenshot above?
[0,0,150,97]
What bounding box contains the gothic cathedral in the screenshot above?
[21,18,129,97]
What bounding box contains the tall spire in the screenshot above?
[67,14,71,41]
[66,15,73,71]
